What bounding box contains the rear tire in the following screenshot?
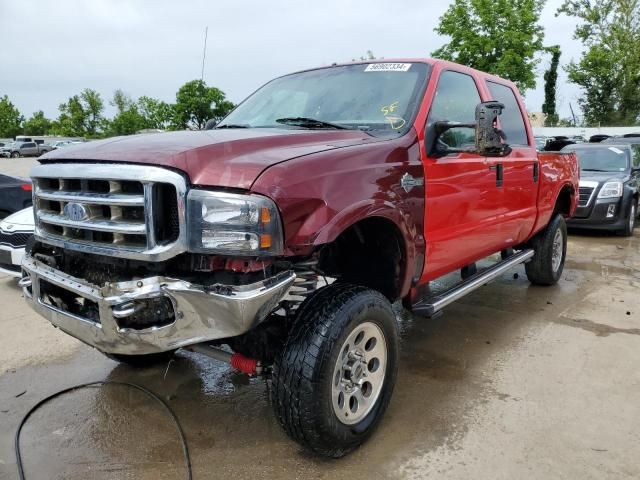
[525,214,567,286]
[272,283,398,457]
[104,350,175,367]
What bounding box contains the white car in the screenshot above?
[0,207,34,278]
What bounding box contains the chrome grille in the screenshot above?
[0,229,32,248]
[578,187,594,207]
[578,182,598,208]
[31,164,188,261]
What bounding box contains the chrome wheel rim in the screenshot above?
[551,228,564,273]
[629,204,636,231]
[331,322,387,425]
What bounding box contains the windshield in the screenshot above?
[565,146,629,172]
[217,63,430,135]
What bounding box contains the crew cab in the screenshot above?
[562,143,639,235]
[21,59,578,457]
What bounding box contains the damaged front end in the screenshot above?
[21,244,295,355]
[21,163,300,356]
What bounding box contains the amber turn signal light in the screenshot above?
[260,207,271,224]
[260,234,272,249]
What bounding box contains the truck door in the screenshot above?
[485,81,538,244]
[421,70,504,281]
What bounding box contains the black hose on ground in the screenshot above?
[14,381,192,480]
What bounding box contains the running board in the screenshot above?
[412,249,535,317]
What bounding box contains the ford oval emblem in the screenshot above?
[64,202,89,222]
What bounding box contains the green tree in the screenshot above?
[137,96,174,130]
[54,88,105,137]
[0,95,24,138]
[105,89,145,136]
[81,88,105,136]
[23,110,53,135]
[173,80,234,130]
[432,0,546,91]
[542,46,561,126]
[557,0,640,126]
[352,50,379,61]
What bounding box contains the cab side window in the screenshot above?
[428,71,481,149]
[486,81,529,146]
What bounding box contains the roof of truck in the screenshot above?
[287,58,520,92]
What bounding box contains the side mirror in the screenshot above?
[429,101,512,158]
[204,119,217,130]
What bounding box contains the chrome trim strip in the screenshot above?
[143,183,156,249]
[36,189,145,206]
[37,211,146,234]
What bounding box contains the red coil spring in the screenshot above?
[230,353,258,375]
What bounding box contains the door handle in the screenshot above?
[489,163,503,187]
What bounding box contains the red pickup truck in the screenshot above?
[21,59,578,457]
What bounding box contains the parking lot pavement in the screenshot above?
[0,157,38,178]
[0,159,638,479]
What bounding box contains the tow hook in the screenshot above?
[186,343,263,375]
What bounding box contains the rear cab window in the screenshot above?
[486,81,529,146]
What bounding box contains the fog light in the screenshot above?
[606,205,616,218]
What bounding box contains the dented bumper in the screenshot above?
[20,255,295,355]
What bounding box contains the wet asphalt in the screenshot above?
[0,159,639,479]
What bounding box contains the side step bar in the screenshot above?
[412,249,535,317]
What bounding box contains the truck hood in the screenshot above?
[39,129,379,189]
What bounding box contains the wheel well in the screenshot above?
[553,185,574,218]
[317,217,405,301]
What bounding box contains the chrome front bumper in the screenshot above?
[20,255,296,355]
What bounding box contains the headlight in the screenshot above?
[598,181,623,199]
[187,190,284,256]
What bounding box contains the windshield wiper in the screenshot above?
[275,117,351,130]
[216,124,250,129]
[582,168,609,172]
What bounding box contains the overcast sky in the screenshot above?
[0,0,582,121]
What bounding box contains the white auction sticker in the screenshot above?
[609,147,624,154]
[364,63,412,72]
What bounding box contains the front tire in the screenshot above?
[525,214,567,286]
[620,200,637,237]
[10,152,19,158]
[272,283,398,457]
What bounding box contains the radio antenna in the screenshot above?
[200,26,208,82]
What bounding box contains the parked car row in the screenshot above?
[0,139,83,158]
[561,143,640,235]
[0,171,34,276]
[0,141,54,158]
[0,207,33,277]
[0,174,32,219]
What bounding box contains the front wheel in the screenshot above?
[272,283,398,457]
[10,152,19,158]
[525,214,567,286]
[620,200,637,237]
